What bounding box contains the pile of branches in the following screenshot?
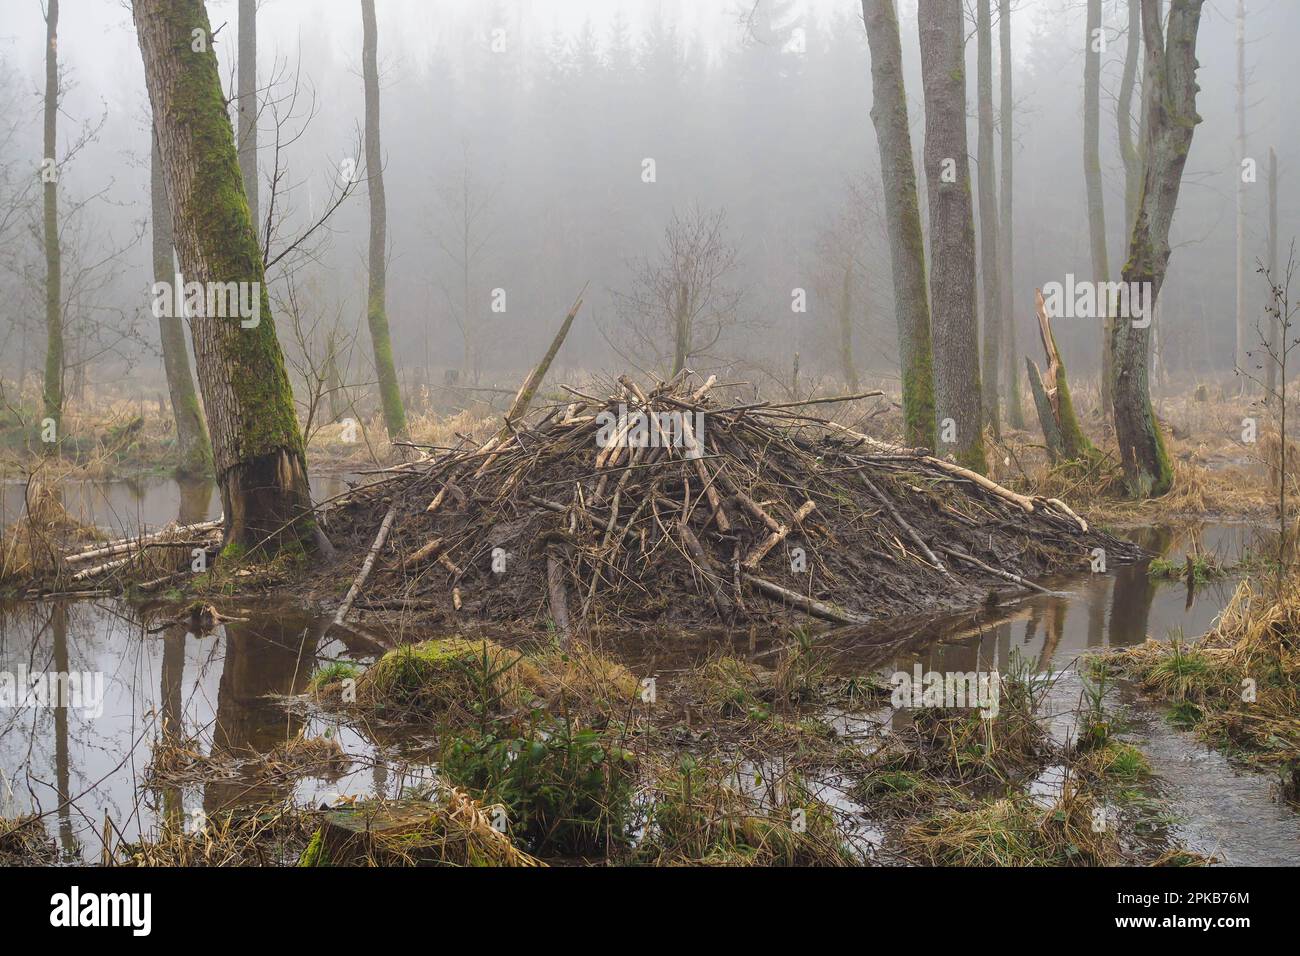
[326,372,1142,636]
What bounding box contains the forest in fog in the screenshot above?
[1,0,1295,408]
[4,0,1300,885]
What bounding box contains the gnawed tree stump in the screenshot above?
[1026,288,1095,462]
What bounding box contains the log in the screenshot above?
[743,573,867,625]
[333,500,399,626]
[741,500,815,570]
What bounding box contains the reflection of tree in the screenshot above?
[158,624,186,830]
[1107,564,1160,649]
[177,478,215,526]
[203,609,324,813]
[51,601,74,858]
[1036,597,1068,671]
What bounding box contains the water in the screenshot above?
[0,474,353,536]
[0,478,1295,864]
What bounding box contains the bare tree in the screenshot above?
[1084,0,1112,416]
[152,127,211,477]
[360,0,406,440]
[976,0,1001,434]
[1109,0,1207,496]
[615,205,742,376]
[918,0,985,471]
[861,0,936,450]
[42,0,61,451]
[998,0,1023,429]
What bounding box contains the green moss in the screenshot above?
[298,828,328,866]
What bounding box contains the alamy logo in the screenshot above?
[151,274,261,328]
[889,664,1001,718]
[1,668,103,719]
[49,887,151,936]
[1041,274,1153,328]
[594,404,706,453]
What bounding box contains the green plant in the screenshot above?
[440,708,634,857]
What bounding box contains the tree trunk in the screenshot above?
[977,0,1001,436]
[1110,0,1206,497]
[861,0,936,451]
[132,0,317,555]
[361,0,407,441]
[1117,0,1142,237]
[918,0,986,471]
[1028,289,1095,462]
[237,0,257,238]
[1267,146,1279,399]
[42,0,62,452]
[152,129,212,478]
[1234,0,1248,384]
[1085,0,1113,416]
[998,0,1023,430]
[838,261,860,392]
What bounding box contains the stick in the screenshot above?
[63,521,222,564]
[333,500,399,626]
[858,473,960,586]
[741,500,815,570]
[936,546,1055,594]
[475,285,587,478]
[546,545,573,648]
[743,573,866,625]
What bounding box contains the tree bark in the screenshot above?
[998,0,1023,430]
[132,0,317,554]
[361,0,407,441]
[237,0,257,236]
[42,0,62,451]
[918,0,985,471]
[977,0,1001,436]
[152,129,212,478]
[1109,0,1206,497]
[1085,0,1113,416]
[862,0,936,451]
[1117,0,1142,237]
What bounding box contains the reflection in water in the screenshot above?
[204,609,324,813]
[0,473,351,536]
[0,520,1279,863]
[0,599,373,862]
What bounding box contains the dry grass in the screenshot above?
[299,790,544,867]
[903,783,1119,866]
[0,814,58,866]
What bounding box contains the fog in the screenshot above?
[1,0,1296,403]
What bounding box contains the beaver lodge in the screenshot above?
[319,372,1142,637]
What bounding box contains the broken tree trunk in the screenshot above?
[1026,288,1095,462]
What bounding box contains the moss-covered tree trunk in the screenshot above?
[976,0,1001,436]
[361,0,407,441]
[152,129,212,478]
[1085,0,1113,417]
[998,0,1024,429]
[237,0,258,237]
[1110,0,1206,497]
[133,0,316,554]
[917,0,986,471]
[42,0,62,454]
[861,0,936,451]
